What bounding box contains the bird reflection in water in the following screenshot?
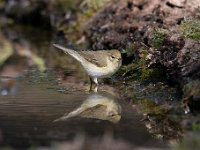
[54,91,121,123]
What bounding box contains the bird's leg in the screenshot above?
[89,77,93,91]
[93,77,98,92]
[89,77,98,92]
[93,77,98,86]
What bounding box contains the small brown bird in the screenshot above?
[53,44,122,90]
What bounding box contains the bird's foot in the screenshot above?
[89,83,98,92]
[89,77,98,92]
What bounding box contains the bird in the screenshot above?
[53,44,122,91]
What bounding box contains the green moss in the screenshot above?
[180,19,200,41]
[172,133,200,150]
[86,0,111,11]
[192,123,200,131]
[0,0,5,9]
[0,34,14,66]
[119,55,164,82]
[183,80,200,98]
[0,147,13,150]
[137,57,152,80]
[59,0,111,43]
[51,0,78,11]
[139,58,159,81]
[152,29,168,49]
[138,99,167,115]
[31,53,46,72]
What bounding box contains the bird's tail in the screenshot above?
[53,44,84,63]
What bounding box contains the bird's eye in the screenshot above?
[111,56,115,59]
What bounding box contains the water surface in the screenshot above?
[0,73,168,149]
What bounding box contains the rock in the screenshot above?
[83,0,200,110]
[4,0,50,27]
[167,0,186,8]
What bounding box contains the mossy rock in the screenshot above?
[51,0,78,11]
[180,19,200,41]
[138,99,168,115]
[59,0,111,43]
[151,28,168,49]
[172,132,200,150]
[183,80,200,101]
[120,56,165,82]
[0,33,14,67]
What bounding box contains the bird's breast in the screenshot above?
[82,60,120,78]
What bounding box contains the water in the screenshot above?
[0,73,169,149]
[0,25,169,149]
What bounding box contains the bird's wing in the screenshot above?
[53,44,108,67]
[78,51,107,67]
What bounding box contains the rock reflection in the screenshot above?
[0,26,46,76]
[0,77,16,96]
[142,114,183,143]
[54,91,121,123]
